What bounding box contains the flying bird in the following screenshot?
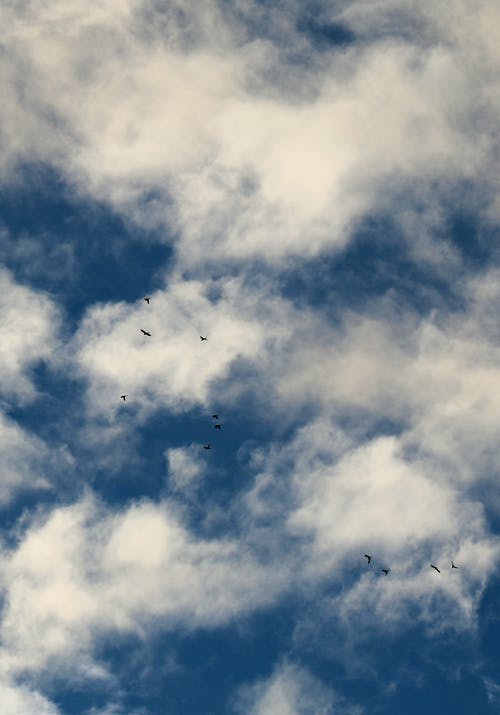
[200,336,208,341]
[140,329,152,336]
[381,568,390,576]
[214,424,221,430]
[212,414,219,420]
[203,443,212,450]
[364,554,372,564]
[120,395,127,402]
[144,297,150,304]
[451,561,459,569]
[430,564,441,573]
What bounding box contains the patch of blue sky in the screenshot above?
[49,600,315,715]
[0,164,173,326]
[279,208,487,322]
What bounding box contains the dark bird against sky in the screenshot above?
[203,443,212,450]
[430,564,441,573]
[120,395,127,401]
[200,336,208,341]
[381,568,390,575]
[364,554,372,564]
[451,562,458,569]
[144,297,150,304]
[140,329,152,336]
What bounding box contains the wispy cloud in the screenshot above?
[234,662,362,715]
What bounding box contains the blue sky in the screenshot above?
[1,1,500,713]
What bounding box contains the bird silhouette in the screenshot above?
[364,554,372,564]
[430,564,441,573]
[214,424,221,430]
[451,561,458,569]
[203,443,212,450]
[200,336,208,341]
[381,568,390,575]
[212,414,219,420]
[120,395,127,401]
[140,329,152,336]
[144,297,150,304]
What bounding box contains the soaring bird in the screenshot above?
[430,564,441,573]
[200,336,208,341]
[144,297,151,304]
[381,568,390,576]
[140,329,152,336]
[120,395,127,402]
[212,414,219,420]
[451,561,459,569]
[364,554,372,564]
[214,424,221,430]
[203,443,212,450]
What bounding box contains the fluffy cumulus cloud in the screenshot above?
[0,495,290,679]
[245,417,498,630]
[285,288,500,496]
[71,275,291,418]
[1,0,499,263]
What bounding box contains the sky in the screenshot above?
[0,1,500,713]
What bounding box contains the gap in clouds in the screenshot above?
[80,399,299,539]
[0,164,173,327]
[290,594,494,714]
[297,14,357,50]
[48,602,304,715]
[279,205,487,323]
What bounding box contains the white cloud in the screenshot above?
[166,445,204,492]
[71,276,291,419]
[235,662,362,715]
[244,415,499,628]
[0,494,290,678]
[1,0,499,264]
[0,412,55,506]
[267,272,500,485]
[0,268,60,403]
[0,680,60,715]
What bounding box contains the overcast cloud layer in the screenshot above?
[1,1,500,713]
